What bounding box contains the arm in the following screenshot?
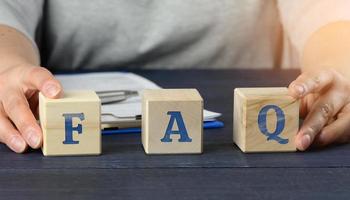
[303,21,350,77]
[0,25,62,153]
[0,24,39,68]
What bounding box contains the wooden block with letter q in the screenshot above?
[233,87,299,153]
[39,90,101,156]
[142,89,203,154]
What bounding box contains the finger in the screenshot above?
[296,88,347,151]
[28,91,39,119]
[2,90,42,149]
[288,69,335,98]
[299,94,318,119]
[313,112,350,147]
[336,103,350,119]
[0,118,27,153]
[21,66,63,99]
[0,105,27,153]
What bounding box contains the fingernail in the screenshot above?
[44,83,60,97]
[27,130,40,148]
[10,136,25,153]
[300,134,311,150]
[294,84,305,96]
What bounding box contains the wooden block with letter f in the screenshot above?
[142,89,203,154]
[39,90,101,156]
[233,87,299,153]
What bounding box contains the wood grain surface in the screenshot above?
[1,69,349,200]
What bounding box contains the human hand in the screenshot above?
[288,69,350,151]
[0,65,62,153]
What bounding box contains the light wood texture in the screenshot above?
[142,89,203,154]
[39,91,101,156]
[233,87,299,153]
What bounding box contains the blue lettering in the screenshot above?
[161,111,192,143]
[257,105,288,144]
[62,113,85,144]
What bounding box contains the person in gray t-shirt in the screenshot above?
[0,0,350,153]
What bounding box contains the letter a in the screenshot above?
[161,111,192,143]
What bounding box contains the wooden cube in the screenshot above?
[39,91,101,156]
[142,89,203,154]
[233,87,299,153]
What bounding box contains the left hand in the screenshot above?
[288,69,350,151]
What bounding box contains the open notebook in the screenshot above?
[55,72,222,129]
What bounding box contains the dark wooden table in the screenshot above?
[1,69,350,200]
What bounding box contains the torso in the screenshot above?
[40,0,284,71]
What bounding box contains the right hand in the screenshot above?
[0,64,62,153]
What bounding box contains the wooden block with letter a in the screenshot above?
[142,89,203,154]
[39,90,101,156]
[233,87,299,153]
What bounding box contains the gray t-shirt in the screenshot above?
[0,0,349,71]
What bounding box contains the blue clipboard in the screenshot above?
[102,120,224,135]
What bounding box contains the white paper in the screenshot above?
[55,72,221,123]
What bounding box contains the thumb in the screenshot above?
[22,66,63,99]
